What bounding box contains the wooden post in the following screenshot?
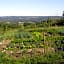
[43,32,45,44]
[43,32,46,53]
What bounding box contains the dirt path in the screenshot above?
[0,39,11,51]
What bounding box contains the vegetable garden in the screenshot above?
[0,18,64,64]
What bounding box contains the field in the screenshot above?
[0,18,64,64]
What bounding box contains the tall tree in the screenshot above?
[62,11,64,17]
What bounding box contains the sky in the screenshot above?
[0,0,64,16]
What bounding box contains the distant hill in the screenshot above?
[0,16,62,22]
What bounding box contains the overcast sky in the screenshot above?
[0,0,64,16]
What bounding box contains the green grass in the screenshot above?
[0,21,64,64]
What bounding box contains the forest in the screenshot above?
[0,17,64,64]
